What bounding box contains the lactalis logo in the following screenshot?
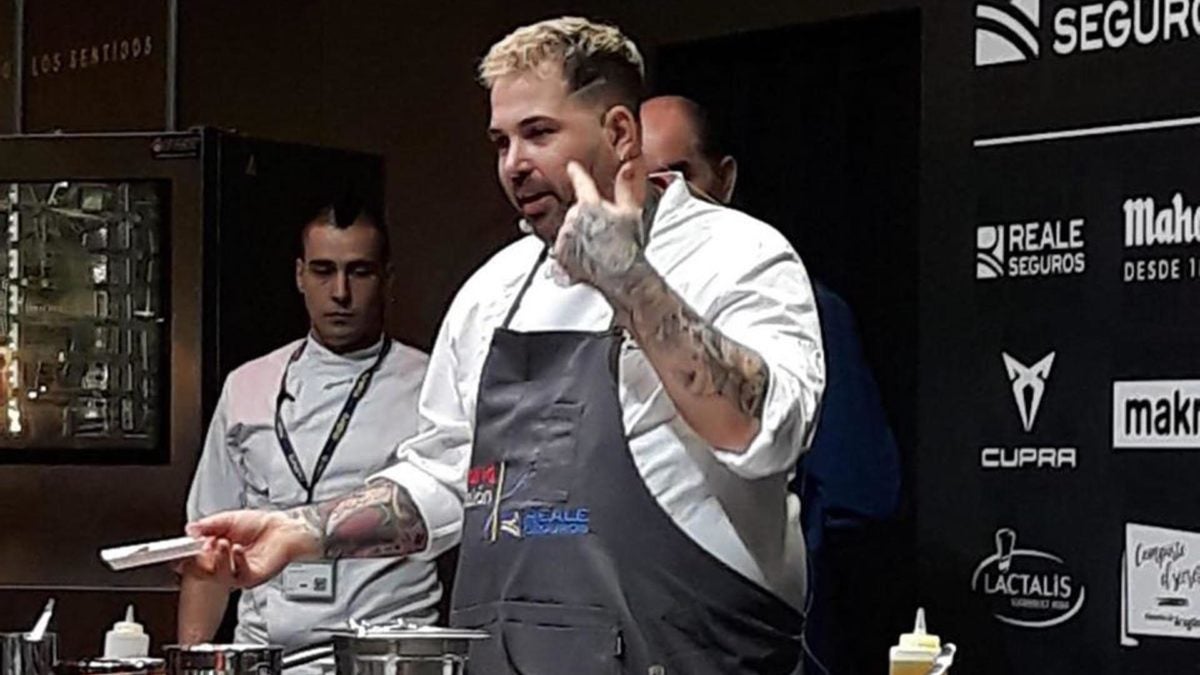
[1113,380,1200,448]
[978,1,1200,66]
[975,219,1086,280]
[972,528,1087,628]
[977,0,1042,66]
[981,351,1078,470]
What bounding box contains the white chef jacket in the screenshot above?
[378,176,825,608]
[187,335,438,653]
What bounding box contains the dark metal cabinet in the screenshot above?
[0,128,382,590]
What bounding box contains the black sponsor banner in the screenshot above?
[930,10,1200,669]
[940,257,1117,671]
[22,0,167,132]
[976,126,1200,375]
[974,0,1200,136]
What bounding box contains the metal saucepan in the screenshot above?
[163,645,282,675]
[305,621,489,675]
[1,632,58,675]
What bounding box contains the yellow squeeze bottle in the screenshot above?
[889,608,942,675]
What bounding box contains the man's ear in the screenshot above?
[603,105,642,164]
[716,155,738,205]
[295,258,305,294]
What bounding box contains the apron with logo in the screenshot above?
[450,222,805,673]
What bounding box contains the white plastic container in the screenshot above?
[103,606,149,659]
[889,608,943,675]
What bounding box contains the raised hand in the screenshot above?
[555,158,770,452]
[553,159,648,296]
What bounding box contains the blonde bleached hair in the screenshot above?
[478,17,645,111]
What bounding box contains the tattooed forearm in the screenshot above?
[286,481,428,559]
[557,196,768,450]
[611,259,769,419]
[561,204,769,422]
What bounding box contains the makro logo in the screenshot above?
[1122,192,1200,282]
[981,351,1078,470]
[1113,380,1200,448]
[977,0,1042,66]
[976,219,1086,280]
[977,0,1200,67]
[972,528,1087,628]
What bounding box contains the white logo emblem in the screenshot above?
[976,0,1041,66]
[499,511,523,539]
[1003,352,1055,432]
[972,527,1086,628]
[976,225,1006,279]
[981,351,1074,470]
[1113,380,1200,449]
[975,220,1086,281]
[1122,193,1200,283]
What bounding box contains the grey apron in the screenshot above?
[451,226,804,674]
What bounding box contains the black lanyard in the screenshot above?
[274,338,392,503]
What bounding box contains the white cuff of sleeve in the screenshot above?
[369,462,463,561]
[712,362,805,479]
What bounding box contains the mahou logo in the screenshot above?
[971,528,1087,628]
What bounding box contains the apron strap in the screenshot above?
[500,246,549,330]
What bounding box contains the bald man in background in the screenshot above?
[641,96,738,204]
[642,94,902,675]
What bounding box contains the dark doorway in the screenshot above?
[650,10,921,675]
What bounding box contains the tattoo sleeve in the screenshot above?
[287,481,428,559]
[614,260,769,419]
[565,204,769,421]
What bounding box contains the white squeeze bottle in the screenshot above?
[889,608,942,675]
[103,605,149,658]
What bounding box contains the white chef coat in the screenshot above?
[187,334,438,654]
[378,176,825,608]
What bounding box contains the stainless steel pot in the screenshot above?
[1,632,58,675]
[163,645,282,675]
[324,624,488,675]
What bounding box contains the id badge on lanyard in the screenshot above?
[274,338,392,504]
[274,339,391,602]
[282,561,337,602]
